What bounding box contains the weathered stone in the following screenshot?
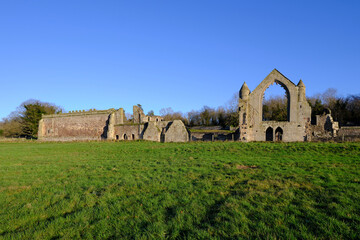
[311,110,339,139]
[238,69,312,142]
[142,122,161,142]
[38,69,345,143]
[164,120,189,142]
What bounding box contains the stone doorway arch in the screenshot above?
[275,127,283,141]
[266,127,273,141]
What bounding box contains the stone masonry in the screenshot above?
[38,68,346,143]
[238,69,312,142]
[38,106,189,142]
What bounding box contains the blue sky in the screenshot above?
[1,0,359,118]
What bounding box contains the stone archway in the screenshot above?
[261,80,291,122]
[275,127,283,141]
[262,80,290,122]
[238,69,312,142]
[266,127,273,141]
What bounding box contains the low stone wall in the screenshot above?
[189,131,234,141]
[336,127,360,141]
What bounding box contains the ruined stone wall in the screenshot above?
[189,132,233,141]
[113,120,189,143]
[38,110,112,141]
[142,122,161,142]
[114,125,140,140]
[133,105,163,123]
[238,69,312,142]
[311,113,339,140]
[336,127,360,141]
[163,120,189,142]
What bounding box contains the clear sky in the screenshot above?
[1,0,359,118]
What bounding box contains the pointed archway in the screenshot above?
[275,127,283,141]
[266,127,273,141]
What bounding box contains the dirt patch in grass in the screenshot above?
[235,164,258,170]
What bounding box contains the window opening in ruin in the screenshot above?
[243,113,247,124]
[132,134,135,140]
[116,135,119,140]
[266,127,273,141]
[262,81,289,121]
[123,134,127,140]
[275,127,283,141]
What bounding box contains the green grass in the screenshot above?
[0,141,359,239]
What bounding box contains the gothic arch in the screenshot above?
[238,69,312,142]
[251,69,298,122]
[275,127,283,141]
[261,80,290,121]
[266,127,273,141]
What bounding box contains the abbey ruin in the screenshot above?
[238,69,340,142]
[38,69,350,142]
[38,106,189,142]
[238,69,312,142]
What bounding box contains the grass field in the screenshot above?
[0,141,359,239]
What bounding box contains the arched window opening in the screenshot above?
[266,127,273,141]
[243,113,247,124]
[275,127,283,141]
[132,134,135,140]
[123,134,127,140]
[262,81,289,121]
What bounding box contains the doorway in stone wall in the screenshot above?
[275,127,283,141]
[132,134,135,140]
[123,134,127,140]
[266,127,273,141]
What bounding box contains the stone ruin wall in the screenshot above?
[38,105,189,142]
[238,69,312,142]
[114,125,141,141]
[38,110,114,141]
[37,69,359,143]
[337,127,360,141]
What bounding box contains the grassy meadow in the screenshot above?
[0,141,359,239]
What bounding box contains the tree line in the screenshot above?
[0,100,62,138]
[155,88,360,127]
[1,88,359,139]
[262,88,360,126]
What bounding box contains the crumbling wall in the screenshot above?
[238,69,312,142]
[133,105,163,123]
[311,113,339,140]
[164,120,189,142]
[38,105,186,142]
[142,122,161,141]
[336,127,360,141]
[114,125,139,140]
